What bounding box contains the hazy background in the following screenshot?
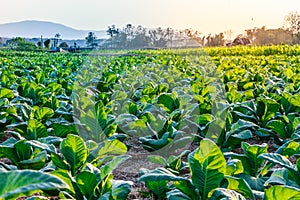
[1,0,300,35]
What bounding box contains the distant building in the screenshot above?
[226,37,251,46]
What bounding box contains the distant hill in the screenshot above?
[0,20,108,39]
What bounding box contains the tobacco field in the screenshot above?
[1,45,300,199]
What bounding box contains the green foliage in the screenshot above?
[1,45,300,199]
[0,170,69,200]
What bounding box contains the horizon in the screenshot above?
[1,0,300,38]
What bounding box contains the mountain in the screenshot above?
[0,20,108,39]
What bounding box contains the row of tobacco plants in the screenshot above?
[0,45,300,199]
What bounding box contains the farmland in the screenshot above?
[1,45,300,199]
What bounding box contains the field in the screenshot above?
[1,45,300,199]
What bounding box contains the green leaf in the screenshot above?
[111,181,132,200]
[147,155,168,166]
[0,88,14,99]
[51,153,70,170]
[241,142,268,176]
[76,171,98,199]
[14,140,32,161]
[157,93,177,113]
[209,188,246,200]
[0,138,21,166]
[0,170,69,200]
[139,168,187,199]
[256,98,280,125]
[100,155,130,179]
[230,119,258,134]
[173,180,198,200]
[265,186,300,200]
[266,120,287,138]
[33,107,54,122]
[27,119,48,140]
[258,153,296,172]
[140,132,171,152]
[264,169,292,187]
[166,189,193,200]
[89,139,127,162]
[25,139,57,154]
[225,176,254,199]
[51,123,78,137]
[60,134,87,175]
[188,139,226,199]
[235,173,267,191]
[195,114,215,126]
[19,150,47,170]
[276,140,300,157]
[139,168,187,182]
[226,159,244,176]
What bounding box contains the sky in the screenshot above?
[1,0,300,37]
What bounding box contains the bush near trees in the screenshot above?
[6,37,38,51]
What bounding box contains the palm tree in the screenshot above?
[54,33,61,47]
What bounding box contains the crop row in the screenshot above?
[0,46,300,199]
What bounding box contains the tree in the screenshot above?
[106,25,120,48]
[284,11,300,44]
[85,32,97,47]
[54,33,61,47]
[184,29,204,46]
[44,39,51,48]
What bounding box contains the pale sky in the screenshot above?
[1,0,300,36]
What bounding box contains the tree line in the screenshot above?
[0,11,299,51]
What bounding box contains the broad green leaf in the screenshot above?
[166,189,193,200]
[0,170,69,200]
[111,181,132,200]
[235,173,267,191]
[241,142,268,176]
[276,140,300,157]
[89,139,127,162]
[139,168,186,199]
[49,169,75,194]
[256,98,280,125]
[33,107,54,122]
[140,132,171,151]
[188,139,226,199]
[51,123,78,137]
[173,180,198,200]
[265,186,300,200]
[60,134,87,175]
[139,168,187,182]
[19,150,47,170]
[157,93,177,113]
[25,140,57,154]
[209,188,246,200]
[27,119,48,140]
[226,159,244,176]
[14,140,32,161]
[266,120,287,138]
[0,88,14,99]
[258,153,296,172]
[51,153,70,170]
[100,155,130,179]
[263,169,296,187]
[76,171,98,199]
[147,155,168,166]
[224,176,254,199]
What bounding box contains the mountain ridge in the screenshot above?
[0,20,108,39]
